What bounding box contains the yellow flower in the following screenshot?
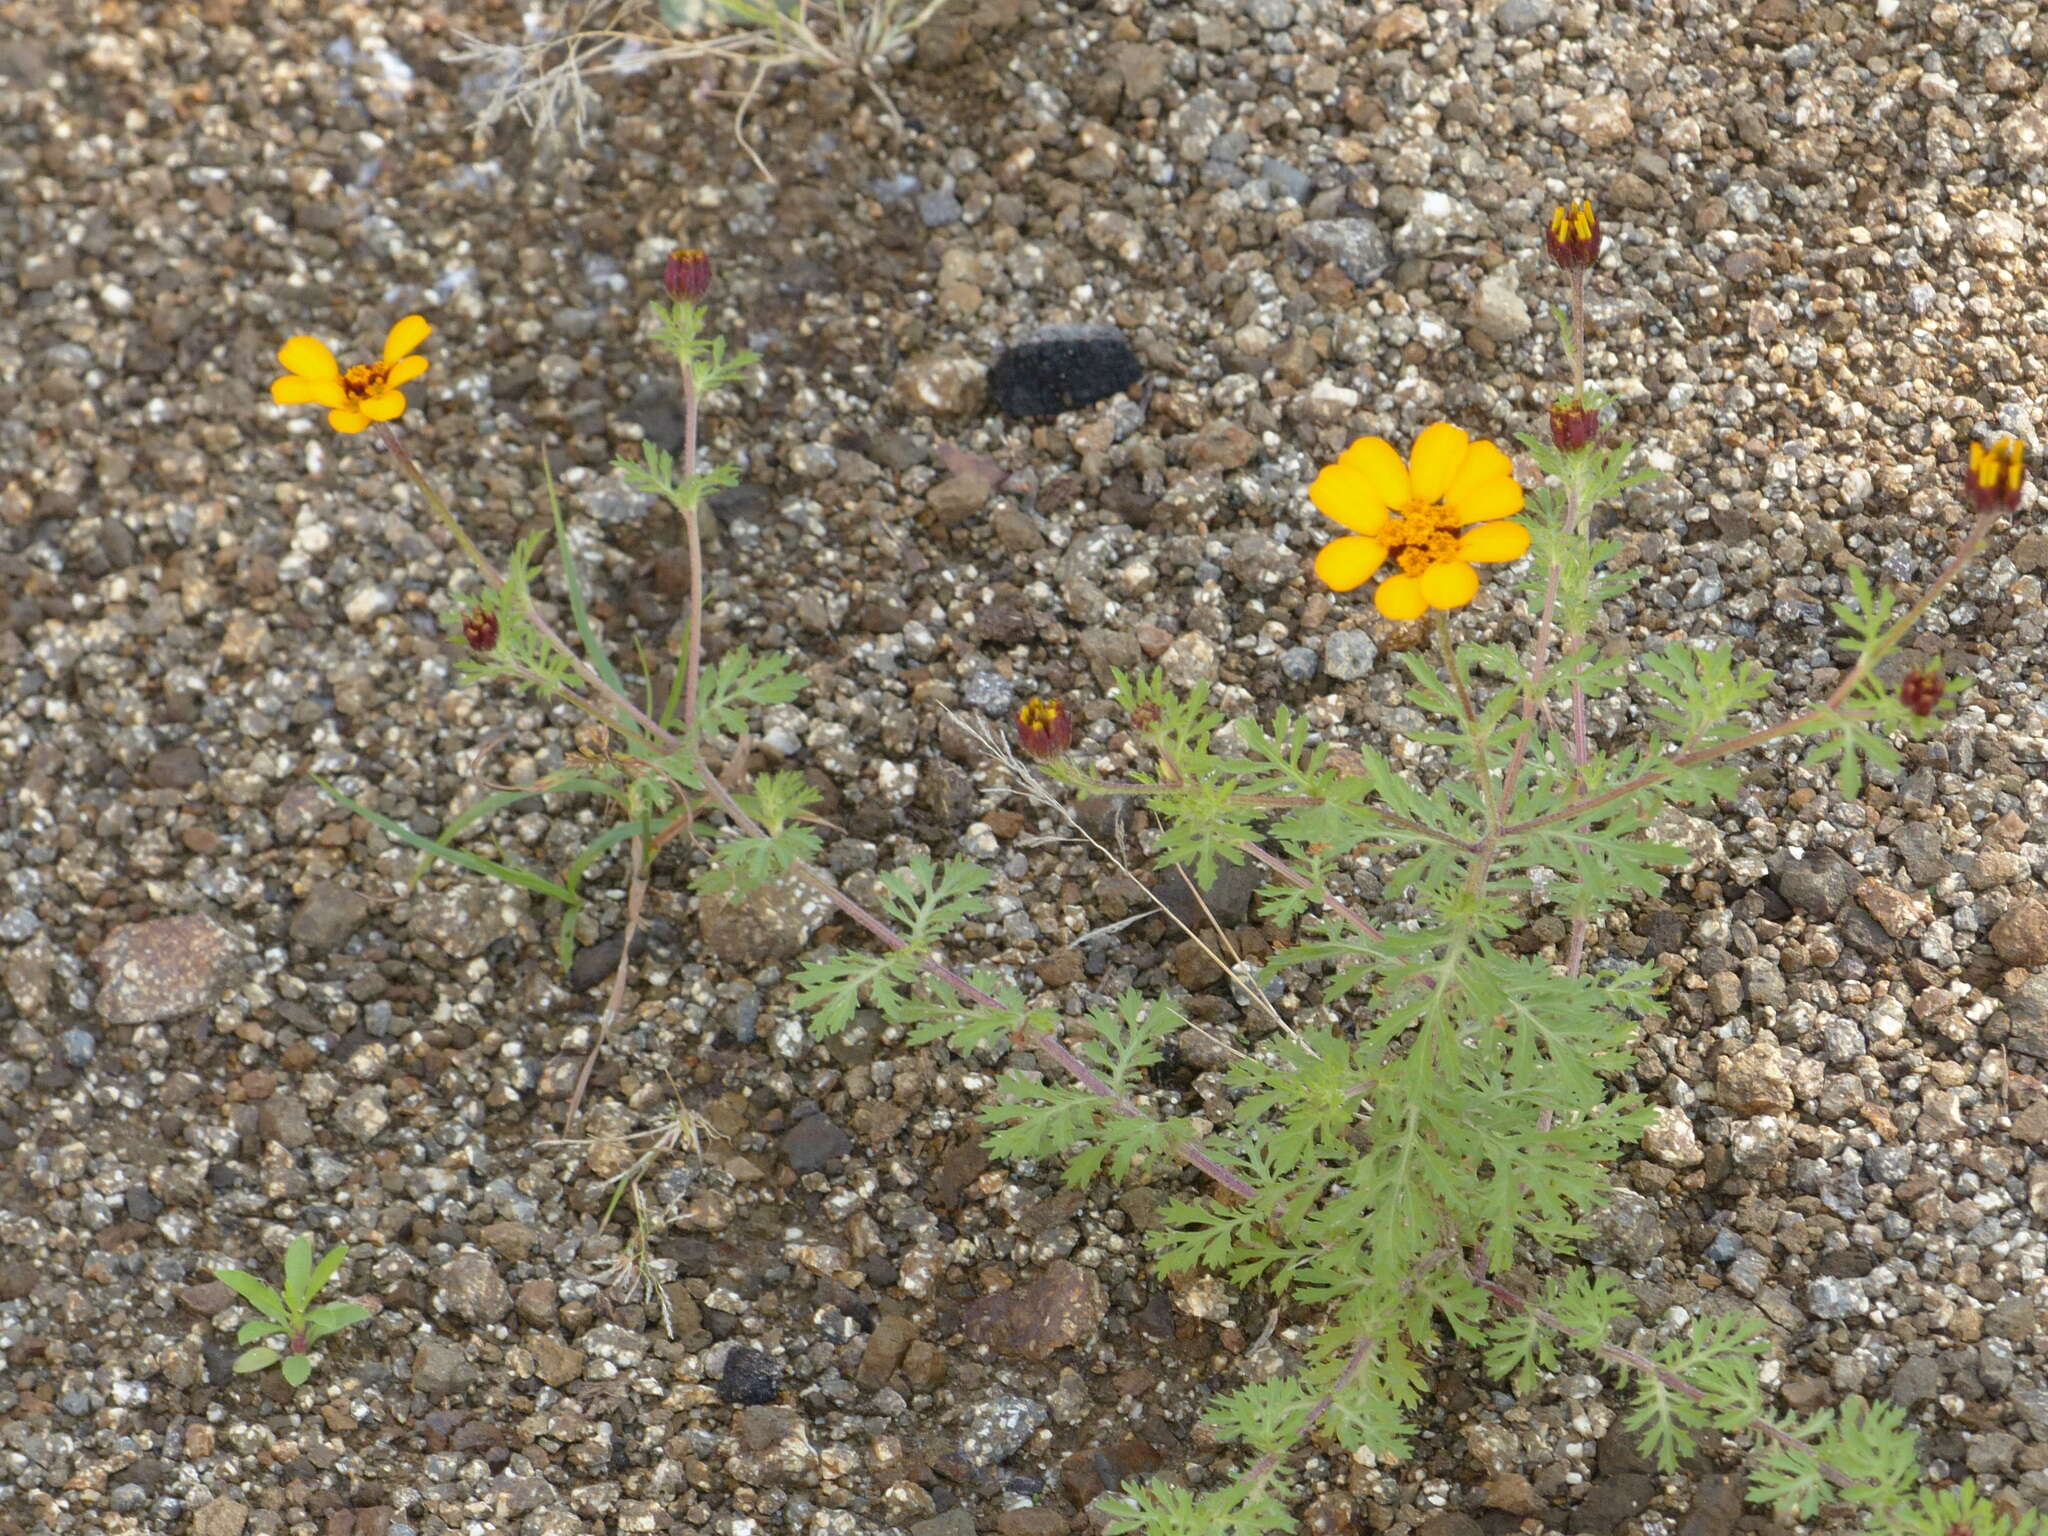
[270,315,432,435]
[1309,423,1529,621]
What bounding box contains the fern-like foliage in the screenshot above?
[694,771,822,895]
[789,857,990,1034]
[981,992,1190,1185]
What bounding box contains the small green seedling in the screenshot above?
[213,1235,371,1386]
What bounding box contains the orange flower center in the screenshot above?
[340,360,396,405]
[1382,501,1460,577]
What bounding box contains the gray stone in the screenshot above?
[1492,0,1554,34]
[697,871,835,967]
[1257,157,1311,202]
[917,185,962,228]
[436,1249,511,1325]
[409,884,519,960]
[1806,1277,1869,1320]
[1323,629,1379,681]
[290,882,370,950]
[962,669,1017,715]
[94,915,244,1025]
[1888,1355,1941,1407]
[1160,631,1218,688]
[1772,849,1856,919]
[781,1113,854,1172]
[962,1394,1049,1465]
[1279,646,1318,682]
[911,1510,977,1536]
[1469,267,1532,340]
[412,1336,478,1397]
[1288,219,1391,286]
[258,1094,315,1150]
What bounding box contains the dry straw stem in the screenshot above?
[450,0,955,180]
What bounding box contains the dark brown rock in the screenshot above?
[857,1314,919,1388]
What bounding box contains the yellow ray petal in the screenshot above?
[1408,422,1471,503]
[1313,536,1389,592]
[1309,463,1394,536]
[327,407,372,434]
[1337,435,1412,508]
[1420,560,1480,610]
[1458,520,1531,564]
[1373,573,1427,621]
[1444,439,1515,505]
[1451,476,1526,525]
[383,314,432,362]
[277,335,339,381]
[272,374,345,408]
[384,354,429,390]
[361,390,408,422]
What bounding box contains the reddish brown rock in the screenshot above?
[965,1260,1107,1361]
[94,914,244,1024]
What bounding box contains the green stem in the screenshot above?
[1436,609,1500,844]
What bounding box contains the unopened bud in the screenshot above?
[664,247,713,301]
[1899,666,1945,719]
[1545,198,1601,272]
[1549,397,1600,452]
[462,609,498,653]
[1964,435,2025,514]
[1016,696,1074,759]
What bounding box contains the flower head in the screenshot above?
[1550,397,1600,452]
[1309,423,1529,621]
[1964,435,2025,514]
[1899,664,1945,719]
[1016,696,1074,759]
[462,608,498,654]
[664,247,713,301]
[270,315,431,435]
[1544,198,1601,272]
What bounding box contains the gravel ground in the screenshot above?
[5,0,2048,1533]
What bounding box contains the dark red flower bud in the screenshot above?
[1549,397,1600,452]
[664,247,712,301]
[1545,199,1601,272]
[462,609,498,653]
[1899,666,1945,719]
[1016,696,1074,759]
[1964,435,2025,514]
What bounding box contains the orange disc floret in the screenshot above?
[270,315,431,435]
[1308,423,1529,621]
[1964,435,2025,514]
